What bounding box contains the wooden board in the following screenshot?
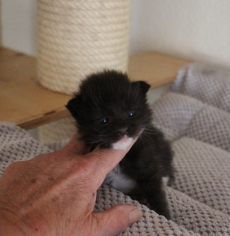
[0,48,190,129]
[0,48,71,129]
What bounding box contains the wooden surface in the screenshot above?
[128,51,190,88]
[0,48,71,129]
[0,47,190,130]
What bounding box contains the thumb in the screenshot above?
[93,205,142,236]
[62,132,89,155]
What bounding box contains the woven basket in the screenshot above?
[37,0,131,142]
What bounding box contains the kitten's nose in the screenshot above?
[117,127,128,137]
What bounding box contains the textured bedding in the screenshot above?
[0,63,230,235]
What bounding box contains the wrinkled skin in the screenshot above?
[0,133,142,236]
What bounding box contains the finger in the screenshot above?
[86,133,141,182]
[92,205,142,236]
[2,160,30,177]
[62,132,89,155]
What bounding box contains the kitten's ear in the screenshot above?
[131,81,151,95]
[66,94,82,118]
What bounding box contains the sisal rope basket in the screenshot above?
[37,0,132,142]
[37,0,131,94]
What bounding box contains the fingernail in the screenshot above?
[128,208,143,225]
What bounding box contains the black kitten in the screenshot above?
[66,70,174,219]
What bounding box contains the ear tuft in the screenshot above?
[131,81,150,95]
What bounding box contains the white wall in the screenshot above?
[2,0,37,56]
[2,0,230,68]
[130,0,230,68]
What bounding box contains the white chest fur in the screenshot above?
[103,165,136,194]
[111,136,133,150]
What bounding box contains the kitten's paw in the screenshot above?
[162,176,169,186]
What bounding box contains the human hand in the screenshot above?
[0,133,142,236]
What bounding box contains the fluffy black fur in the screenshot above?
[66,70,174,219]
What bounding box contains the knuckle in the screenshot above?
[5,160,27,170]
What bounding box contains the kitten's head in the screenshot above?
[66,70,152,148]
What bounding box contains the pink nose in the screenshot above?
[117,127,128,137]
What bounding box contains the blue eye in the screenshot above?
[127,110,135,117]
[98,116,109,124]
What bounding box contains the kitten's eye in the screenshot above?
[98,116,109,124]
[127,110,135,117]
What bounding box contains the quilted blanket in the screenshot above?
[0,63,230,235]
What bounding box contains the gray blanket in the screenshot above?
[0,63,230,235]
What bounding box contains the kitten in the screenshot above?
[66,70,174,219]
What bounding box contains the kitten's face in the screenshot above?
[66,70,152,149]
